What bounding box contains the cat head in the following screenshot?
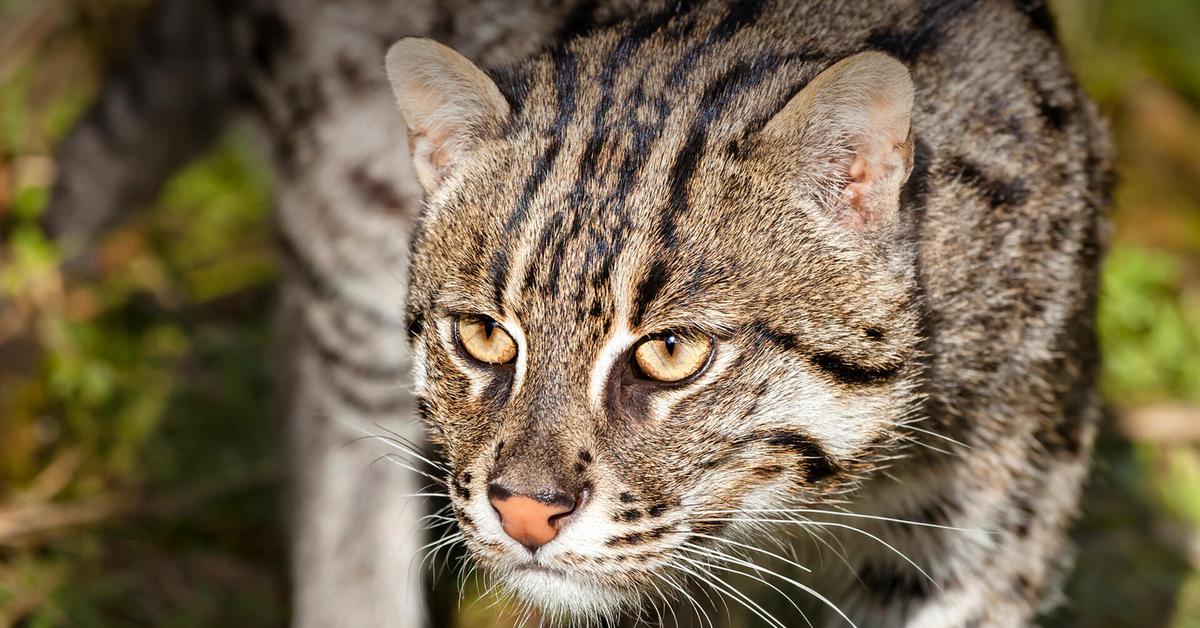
[386,32,923,620]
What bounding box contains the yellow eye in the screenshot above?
[456,315,517,364]
[632,331,713,382]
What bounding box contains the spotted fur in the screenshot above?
[398,1,1110,626]
[47,0,1111,626]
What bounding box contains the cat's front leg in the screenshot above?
[276,282,430,628]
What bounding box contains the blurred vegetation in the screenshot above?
[0,0,1198,626]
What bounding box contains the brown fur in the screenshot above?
[397,1,1110,625]
[47,0,1110,625]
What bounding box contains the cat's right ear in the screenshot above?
[756,51,914,232]
[385,38,510,196]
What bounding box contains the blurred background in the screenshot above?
[0,0,1197,626]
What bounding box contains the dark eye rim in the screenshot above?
[627,330,716,385]
[453,314,518,366]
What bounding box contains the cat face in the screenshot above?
[388,34,923,619]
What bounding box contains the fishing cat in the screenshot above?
[44,0,1111,626]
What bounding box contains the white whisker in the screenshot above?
[667,558,787,628]
[680,544,814,628]
[370,453,448,486]
[653,569,712,628]
[695,516,940,592]
[903,424,973,450]
[689,532,812,573]
[695,508,995,535]
[676,545,856,627]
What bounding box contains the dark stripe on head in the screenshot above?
[545,213,579,297]
[865,0,978,62]
[632,260,671,328]
[757,428,839,482]
[509,149,562,235]
[491,51,581,304]
[502,50,579,234]
[523,211,566,291]
[660,128,706,249]
[613,0,702,64]
[575,88,672,299]
[666,0,765,88]
[550,2,704,298]
[581,0,699,163]
[659,53,794,248]
[752,322,906,386]
[750,321,802,351]
[811,352,904,386]
[489,250,510,308]
[489,64,535,123]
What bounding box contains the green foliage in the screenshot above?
[1054,0,1200,105]
[1100,246,1200,404]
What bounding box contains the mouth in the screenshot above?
[513,562,567,576]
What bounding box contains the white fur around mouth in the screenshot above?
[501,564,636,621]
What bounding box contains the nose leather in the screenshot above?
[489,492,574,550]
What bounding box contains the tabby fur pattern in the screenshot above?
[45,0,1111,626]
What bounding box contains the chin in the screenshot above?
[501,567,637,622]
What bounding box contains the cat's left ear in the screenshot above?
[759,51,915,230]
[385,38,510,195]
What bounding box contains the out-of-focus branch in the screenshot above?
[1118,404,1200,443]
[0,467,276,546]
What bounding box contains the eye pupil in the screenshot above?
[632,331,713,383]
[457,315,517,365]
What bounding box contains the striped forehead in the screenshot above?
[483,50,814,312]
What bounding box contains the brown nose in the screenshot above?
[488,484,577,551]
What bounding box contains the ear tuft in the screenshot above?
[385,38,510,195]
[763,51,915,230]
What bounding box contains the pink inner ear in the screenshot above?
[842,155,873,228]
[844,150,892,228]
[840,135,902,230]
[410,123,458,184]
